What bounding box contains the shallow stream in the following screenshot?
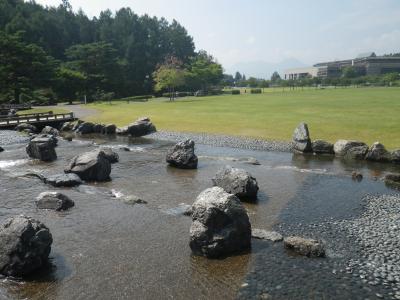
[0,131,399,299]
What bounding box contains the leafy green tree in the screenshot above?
[234,72,242,82]
[0,30,57,103]
[153,57,186,101]
[186,50,223,91]
[342,66,357,78]
[65,42,121,100]
[271,71,281,83]
[55,67,86,104]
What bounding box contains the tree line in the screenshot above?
[0,0,223,104]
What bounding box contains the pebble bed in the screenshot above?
[339,194,400,299]
[147,130,293,152]
[0,130,29,145]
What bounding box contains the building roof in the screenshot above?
[356,52,376,59]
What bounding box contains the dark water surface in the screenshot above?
[0,132,399,300]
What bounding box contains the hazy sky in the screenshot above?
[35,0,400,69]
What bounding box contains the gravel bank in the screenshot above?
[0,130,29,146]
[339,194,400,299]
[148,131,293,152]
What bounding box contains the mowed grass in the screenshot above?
[85,87,400,149]
[23,107,69,114]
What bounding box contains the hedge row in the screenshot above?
[250,88,262,94]
[121,95,153,102]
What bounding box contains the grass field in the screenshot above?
[81,87,399,149]
[23,107,69,114]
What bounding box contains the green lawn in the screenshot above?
[85,87,400,149]
[23,107,69,114]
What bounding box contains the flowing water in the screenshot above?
[0,131,399,300]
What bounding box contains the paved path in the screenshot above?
[33,104,98,119]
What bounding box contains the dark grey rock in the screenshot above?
[26,136,57,162]
[292,123,312,153]
[0,146,4,153]
[212,166,258,201]
[72,120,83,131]
[41,126,59,136]
[0,216,52,277]
[166,139,198,169]
[15,123,38,133]
[33,134,58,147]
[36,192,74,211]
[102,124,116,134]
[334,140,368,157]
[44,173,82,187]
[98,147,119,164]
[385,173,400,184]
[344,145,369,160]
[365,142,391,162]
[93,124,105,133]
[118,117,156,137]
[391,150,400,164]
[283,236,325,257]
[352,171,363,181]
[60,121,74,132]
[76,122,94,134]
[65,150,111,181]
[189,187,251,258]
[312,140,334,154]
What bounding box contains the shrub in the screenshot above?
[207,89,223,95]
[231,89,240,95]
[250,88,262,94]
[121,95,153,102]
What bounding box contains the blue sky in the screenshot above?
[36,0,400,74]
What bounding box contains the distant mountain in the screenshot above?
[227,58,307,79]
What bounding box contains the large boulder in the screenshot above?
[102,124,116,135]
[292,123,312,153]
[32,133,58,147]
[93,124,105,133]
[344,145,369,160]
[311,140,334,154]
[72,120,83,131]
[166,139,198,169]
[15,123,38,134]
[189,187,251,258]
[98,147,119,163]
[41,126,59,136]
[392,150,400,164]
[36,192,75,211]
[75,122,94,134]
[119,117,156,137]
[334,140,368,157]
[44,173,82,187]
[0,216,53,277]
[60,121,74,132]
[212,166,259,201]
[384,173,400,185]
[26,136,57,162]
[365,142,391,162]
[65,150,111,181]
[283,236,325,257]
